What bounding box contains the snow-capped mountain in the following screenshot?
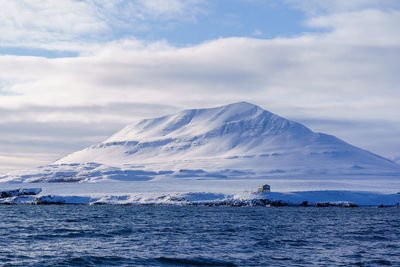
[2,102,400,182]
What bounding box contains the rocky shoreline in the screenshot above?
[1,188,400,207]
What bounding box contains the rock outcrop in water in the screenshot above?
[0,188,41,198]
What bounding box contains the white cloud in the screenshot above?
[1,33,400,155]
[0,0,106,48]
[0,0,207,52]
[133,0,206,19]
[287,0,400,14]
[0,154,57,172]
[307,9,400,46]
[1,1,400,170]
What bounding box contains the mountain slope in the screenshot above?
[58,102,315,163]
[2,102,400,182]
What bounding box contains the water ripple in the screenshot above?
[0,206,399,266]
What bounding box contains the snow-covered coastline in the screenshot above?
[1,103,399,206]
[1,190,399,207]
[1,181,400,206]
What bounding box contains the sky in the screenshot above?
[1,0,400,172]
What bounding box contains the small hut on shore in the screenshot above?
[257,184,270,193]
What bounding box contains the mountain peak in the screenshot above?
[105,101,283,143]
[50,102,400,180]
[3,102,398,183]
[221,101,260,109]
[180,101,263,119]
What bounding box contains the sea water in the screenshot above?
[0,206,399,266]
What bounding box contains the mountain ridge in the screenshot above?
[1,102,399,183]
[57,102,392,165]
